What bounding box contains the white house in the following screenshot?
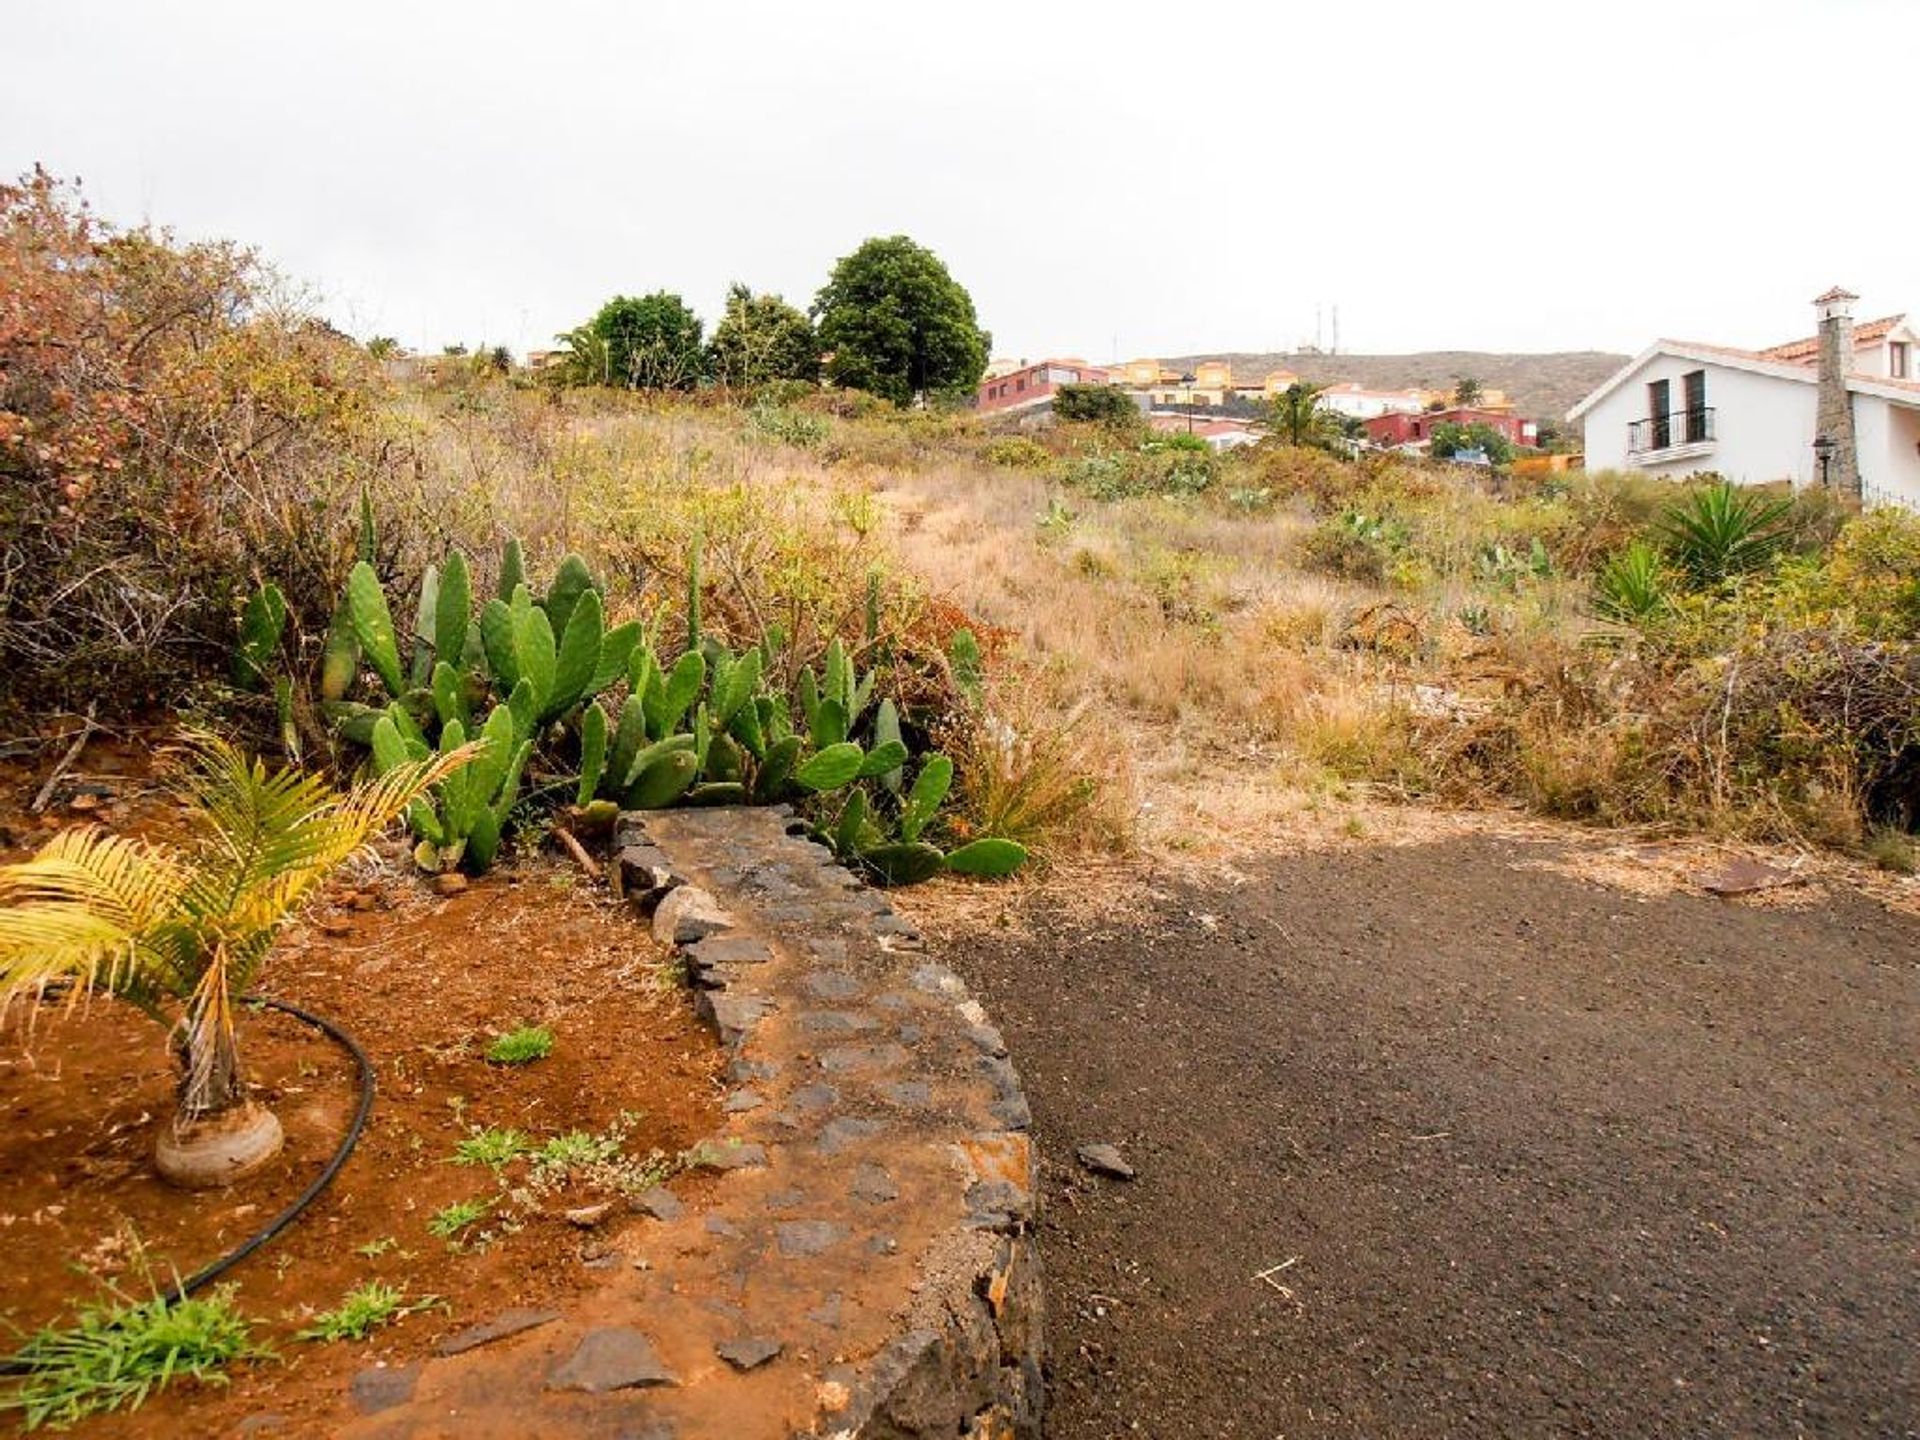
[1314,382,1429,420]
[1569,289,1920,510]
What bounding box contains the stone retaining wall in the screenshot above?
[618,806,1044,1439]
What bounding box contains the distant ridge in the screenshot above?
[1160,350,1629,423]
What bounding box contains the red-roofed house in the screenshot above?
[1569,289,1920,509]
[1364,407,1538,450]
[977,358,1112,415]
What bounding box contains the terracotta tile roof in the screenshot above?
[1758,315,1903,363]
[1812,286,1860,304]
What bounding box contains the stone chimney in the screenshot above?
[1813,286,1862,499]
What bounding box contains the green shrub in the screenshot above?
[1301,510,1408,584]
[1052,383,1139,426]
[983,435,1051,468]
[747,403,828,449]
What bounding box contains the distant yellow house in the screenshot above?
[1115,357,1176,388]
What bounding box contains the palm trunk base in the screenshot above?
[155,1101,284,1189]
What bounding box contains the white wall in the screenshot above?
[1858,399,1920,510]
[1580,356,1817,485]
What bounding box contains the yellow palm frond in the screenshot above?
[0,827,185,1010]
[166,733,472,975]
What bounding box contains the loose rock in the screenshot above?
[1076,1142,1136,1180]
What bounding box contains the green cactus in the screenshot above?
[319,603,359,703]
[544,553,595,640]
[625,747,698,809]
[409,564,440,688]
[345,561,404,697]
[871,698,905,794]
[497,537,527,602]
[751,734,803,803]
[232,582,287,691]
[576,701,608,806]
[944,837,1029,877]
[859,842,947,886]
[795,742,864,792]
[369,701,530,875]
[900,755,952,843]
[948,627,983,701]
[357,487,377,566]
[436,550,471,668]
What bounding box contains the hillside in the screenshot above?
[1162,350,1629,422]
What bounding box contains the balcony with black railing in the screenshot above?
[1627,407,1715,456]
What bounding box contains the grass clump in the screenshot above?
[1,1284,269,1430]
[533,1129,623,1172]
[485,1025,554,1065]
[296,1282,442,1343]
[427,1198,491,1243]
[452,1127,530,1168]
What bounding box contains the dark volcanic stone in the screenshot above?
[436,1308,561,1357]
[715,1336,785,1371]
[548,1327,677,1393]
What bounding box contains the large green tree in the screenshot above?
[581,291,706,390]
[811,236,989,405]
[708,284,820,389]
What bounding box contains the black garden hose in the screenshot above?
[0,996,374,1377]
[163,996,377,1302]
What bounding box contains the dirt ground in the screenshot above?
[916,831,1920,1438]
[0,741,723,1433]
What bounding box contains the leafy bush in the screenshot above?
[747,403,828,449]
[0,168,384,717]
[1301,511,1408,584]
[1052,384,1139,427]
[983,435,1051,469]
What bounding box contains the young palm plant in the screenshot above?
[0,734,463,1188]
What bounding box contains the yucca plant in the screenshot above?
[1594,540,1670,623]
[1658,482,1794,586]
[0,734,461,1188]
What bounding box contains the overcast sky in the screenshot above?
[7,1,1914,362]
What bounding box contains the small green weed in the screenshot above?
[0,1283,269,1430]
[296,1282,442,1343]
[452,1127,530,1168]
[427,1198,491,1243]
[533,1130,622,1172]
[485,1025,553,1065]
[353,1236,397,1259]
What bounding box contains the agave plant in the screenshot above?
[1594,540,1670,623]
[1658,482,1795,586]
[0,734,460,1187]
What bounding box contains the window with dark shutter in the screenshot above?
[1648,379,1671,450]
[1682,370,1707,443]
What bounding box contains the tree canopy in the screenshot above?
[708,284,819,389]
[1430,420,1513,464]
[811,236,989,405]
[1265,381,1340,449]
[583,291,706,390]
